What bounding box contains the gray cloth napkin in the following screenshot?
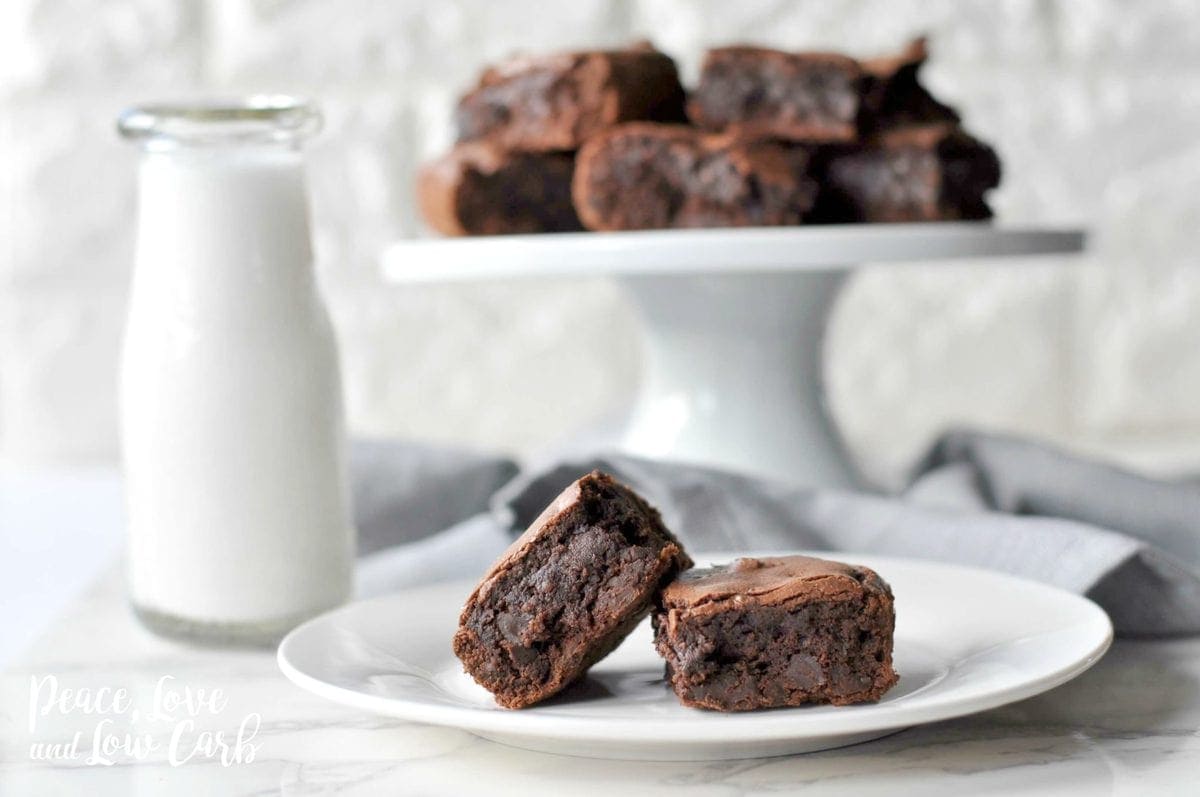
[352,431,1200,637]
[350,439,517,555]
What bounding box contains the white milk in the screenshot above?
[119,102,353,642]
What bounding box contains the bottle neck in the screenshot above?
[132,147,317,309]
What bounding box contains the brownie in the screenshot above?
[859,37,960,133]
[814,124,1001,223]
[572,123,818,231]
[688,47,863,142]
[453,471,692,709]
[455,43,687,152]
[417,142,582,236]
[653,556,898,711]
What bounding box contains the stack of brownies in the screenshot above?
[418,38,1001,235]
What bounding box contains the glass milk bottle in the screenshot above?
[117,98,354,644]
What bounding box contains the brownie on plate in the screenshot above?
[687,47,863,142]
[455,43,687,152]
[572,123,818,231]
[653,555,898,711]
[815,123,1001,223]
[453,471,692,709]
[417,142,582,235]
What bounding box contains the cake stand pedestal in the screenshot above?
[383,224,1084,487]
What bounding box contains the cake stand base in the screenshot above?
[382,224,1085,487]
[617,270,857,486]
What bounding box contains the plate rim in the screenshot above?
[278,552,1113,742]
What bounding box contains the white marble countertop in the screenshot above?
[0,565,1197,796]
[0,465,124,667]
[2,468,1199,796]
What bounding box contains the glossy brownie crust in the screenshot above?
[688,47,863,142]
[455,44,686,152]
[654,556,898,711]
[816,124,1001,222]
[572,123,818,231]
[454,471,692,709]
[417,142,582,235]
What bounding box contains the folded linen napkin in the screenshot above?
[350,439,517,555]
[352,431,1200,637]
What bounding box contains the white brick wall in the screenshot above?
[3,0,1200,484]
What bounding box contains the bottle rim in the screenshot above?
[117,96,322,150]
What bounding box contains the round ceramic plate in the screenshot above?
[381,224,1085,282]
[278,553,1112,761]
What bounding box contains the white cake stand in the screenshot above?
[382,223,1085,487]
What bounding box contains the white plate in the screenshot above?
[381,223,1085,283]
[278,553,1112,761]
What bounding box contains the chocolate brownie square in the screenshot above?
[688,47,863,142]
[815,124,1001,223]
[455,43,686,152]
[417,142,582,236]
[453,471,692,709]
[572,123,818,231]
[654,556,898,711]
[859,37,961,133]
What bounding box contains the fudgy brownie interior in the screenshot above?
[573,124,817,230]
[815,125,1000,222]
[417,144,581,235]
[660,591,892,710]
[654,556,897,711]
[454,472,690,709]
[455,151,581,234]
[455,46,686,152]
[455,60,590,146]
[689,48,863,142]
